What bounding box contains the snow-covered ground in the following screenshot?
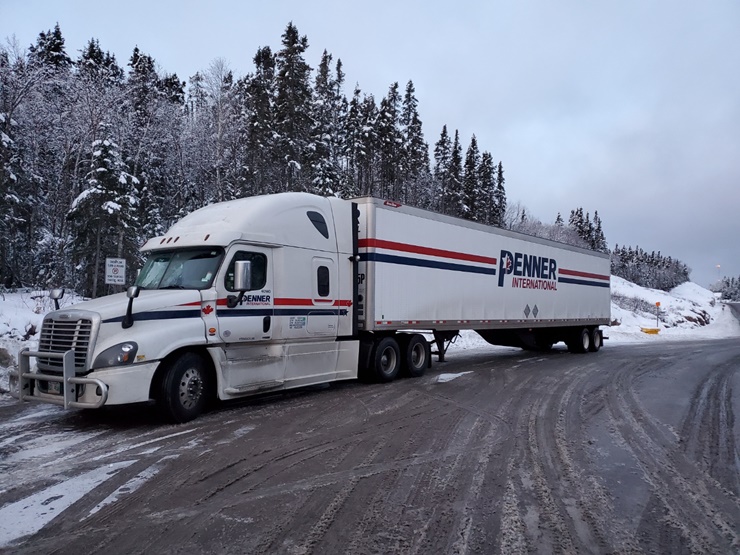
[449,276,740,352]
[1,278,739,391]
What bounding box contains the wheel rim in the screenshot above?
[582,331,590,351]
[593,332,601,349]
[410,343,425,368]
[380,347,397,374]
[179,367,203,409]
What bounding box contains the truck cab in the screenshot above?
[11,193,360,422]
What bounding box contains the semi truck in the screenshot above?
[10,193,611,422]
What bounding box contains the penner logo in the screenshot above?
[498,250,558,290]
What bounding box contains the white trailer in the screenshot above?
[11,193,610,422]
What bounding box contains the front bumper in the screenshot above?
[10,348,159,408]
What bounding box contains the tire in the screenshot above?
[589,328,602,352]
[372,337,401,383]
[158,352,212,423]
[568,328,591,354]
[403,334,430,378]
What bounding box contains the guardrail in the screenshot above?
[11,347,109,409]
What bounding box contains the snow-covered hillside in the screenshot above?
[1,279,739,391]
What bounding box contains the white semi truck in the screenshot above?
[10,193,611,422]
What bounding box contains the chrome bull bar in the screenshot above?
[11,347,109,409]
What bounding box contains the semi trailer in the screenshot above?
[11,193,611,422]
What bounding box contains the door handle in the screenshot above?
[263,316,271,333]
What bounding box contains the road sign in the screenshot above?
[105,258,126,285]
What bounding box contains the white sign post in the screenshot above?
[105,258,126,285]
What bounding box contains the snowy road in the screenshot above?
[1,339,739,553]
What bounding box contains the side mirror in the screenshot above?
[122,286,141,329]
[50,288,65,310]
[233,260,252,292]
[228,261,252,308]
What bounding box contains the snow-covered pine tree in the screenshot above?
[309,50,344,196]
[432,125,451,213]
[493,161,506,226]
[125,46,187,239]
[245,46,277,195]
[400,80,429,205]
[78,38,124,85]
[274,22,313,192]
[357,93,379,196]
[376,82,403,201]
[0,43,38,287]
[446,130,463,217]
[342,85,364,198]
[28,24,73,70]
[592,210,608,252]
[478,152,495,225]
[21,25,78,288]
[462,135,480,220]
[67,126,139,297]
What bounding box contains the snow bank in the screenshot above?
[435,276,740,351]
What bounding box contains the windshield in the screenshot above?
[136,248,224,290]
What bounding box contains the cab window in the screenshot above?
[225,251,267,291]
[137,248,223,290]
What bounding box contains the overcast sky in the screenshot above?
[2,0,739,287]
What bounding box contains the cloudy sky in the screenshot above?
[2,0,739,287]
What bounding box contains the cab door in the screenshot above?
[215,246,284,392]
[283,255,340,386]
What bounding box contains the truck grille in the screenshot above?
[37,317,93,372]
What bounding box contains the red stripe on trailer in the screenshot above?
[358,238,497,266]
[559,268,610,281]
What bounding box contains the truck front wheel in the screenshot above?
[158,352,212,423]
[372,337,401,383]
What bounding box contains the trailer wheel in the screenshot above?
[568,328,591,354]
[372,337,401,382]
[404,334,430,378]
[158,352,212,423]
[589,328,602,352]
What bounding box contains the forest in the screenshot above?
[1,22,691,297]
[712,276,740,301]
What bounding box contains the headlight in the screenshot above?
[93,342,138,369]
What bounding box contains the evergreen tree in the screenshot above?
[342,85,364,197]
[357,93,379,195]
[446,130,463,216]
[274,22,313,191]
[433,125,451,213]
[376,82,403,200]
[493,161,506,226]
[462,135,480,220]
[0,45,34,287]
[77,38,124,85]
[592,210,608,252]
[400,80,428,204]
[28,24,72,69]
[245,46,277,194]
[478,151,495,225]
[309,50,345,196]
[67,127,139,297]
